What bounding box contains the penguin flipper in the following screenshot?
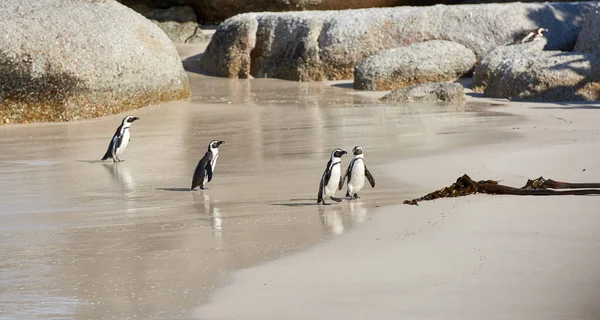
[317,170,328,204]
[365,165,375,188]
[339,164,350,190]
[317,180,324,204]
[206,163,213,182]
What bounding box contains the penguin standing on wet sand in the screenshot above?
[101,115,140,162]
[339,146,375,200]
[317,148,347,205]
[191,140,225,190]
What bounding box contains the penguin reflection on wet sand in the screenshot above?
[339,146,375,200]
[101,115,139,162]
[191,140,225,191]
[317,148,347,205]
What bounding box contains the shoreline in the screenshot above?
[193,94,600,319]
[0,63,518,318]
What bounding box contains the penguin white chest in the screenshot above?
[349,159,365,193]
[324,163,341,197]
[116,129,130,156]
[204,154,218,184]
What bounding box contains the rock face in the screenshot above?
[476,50,600,101]
[354,40,475,91]
[119,0,414,23]
[199,2,594,81]
[472,39,548,92]
[0,0,190,125]
[144,6,207,43]
[117,0,583,24]
[380,82,466,104]
[574,9,600,56]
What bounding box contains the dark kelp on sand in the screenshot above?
[404,174,600,205]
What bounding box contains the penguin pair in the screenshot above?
[101,116,225,191]
[317,146,375,205]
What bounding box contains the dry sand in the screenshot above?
[195,95,600,319]
[0,45,515,319]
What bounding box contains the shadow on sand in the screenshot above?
[156,187,193,192]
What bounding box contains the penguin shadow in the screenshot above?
[76,159,113,164]
[156,187,193,192]
[270,198,319,207]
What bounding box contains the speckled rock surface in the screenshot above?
[199,2,594,81]
[380,82,466,104]
[119,0,413,24]
[574,9,600,56]
[479,51,600,101]
[144,6,207,43]
[472,38,548,93]
[354,40,476,91]
[0,0,190,125]
[117,0,585,24]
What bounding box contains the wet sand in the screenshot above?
[196,96,600,318]
[0,45,516,318]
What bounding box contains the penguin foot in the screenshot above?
[353,194,360,200]
[200,186,210,190]
[330,196,342,203]
[321,201,331,206]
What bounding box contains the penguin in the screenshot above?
[339,146,375,200]
[191,140,225,190]
[317,148,347,205]
[511,27,548,45]
[101,115,139,162]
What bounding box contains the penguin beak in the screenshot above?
[217,141,225,146]
[127,117,139,122]
[342,150,347,155]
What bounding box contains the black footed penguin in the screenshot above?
[101,115,140,162]
[511,27,548,45]
[339,146,375,200]
[191,140,225,190]
[317,148,347,205]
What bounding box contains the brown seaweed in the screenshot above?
[404,174,600,206]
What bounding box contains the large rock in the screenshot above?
[354,40,475,91]
[380,82,466,104]
[119,0,414,24]
[0,0,190,125]
[574,9,600,55]
[144,6,207,43]
[472,38,548,92]
[149,21,207,43]
[478,51,600,101]
[199,2,594,81]
[117,1,584,24]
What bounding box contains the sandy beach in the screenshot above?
[196,96,600,319]
[3,2,600,319]
[0,43,518,319]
